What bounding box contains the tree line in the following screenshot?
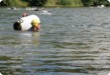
[0,0,110,7]
[82,0,110,6]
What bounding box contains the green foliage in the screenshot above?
[81,0,94,6]
[57,0,71,6]
[29,0,47,6]
[70,0,83,7]
[45,0,83,7]
[0,0,110,7]
[81,0,110,6]
[3,0,28,7]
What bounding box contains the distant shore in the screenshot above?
[1,0,110,7]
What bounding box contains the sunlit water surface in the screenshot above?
[0,7,110,75]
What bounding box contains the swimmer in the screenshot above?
[31,19,40,32]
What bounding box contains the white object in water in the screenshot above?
[108,72,110,75]
[100,5,104,8]
[108,0,110,2]
[13,15,40,31]
[0,73,2,75]
[25,7,37,10]
[0,0,2,2]
[97,5,104,8]
[41,10,52,15]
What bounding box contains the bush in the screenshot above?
[57,0,71,6]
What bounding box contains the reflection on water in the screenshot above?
[0,7,110,75]
[18,32,40,47]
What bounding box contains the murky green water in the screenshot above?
[0,7,110,75]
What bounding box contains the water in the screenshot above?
[0,7,110,75]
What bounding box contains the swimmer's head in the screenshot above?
[31,19,40,27]
[22,12,28,17]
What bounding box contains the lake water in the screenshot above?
[0,7,110,75]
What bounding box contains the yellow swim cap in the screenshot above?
[31,19,40,27]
